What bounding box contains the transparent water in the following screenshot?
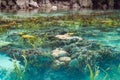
[0,10,120,80]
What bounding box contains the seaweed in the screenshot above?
[13,53,28,80]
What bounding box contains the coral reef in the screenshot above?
[0,10,120,80]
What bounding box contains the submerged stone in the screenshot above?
[59,56,71,63]
[51,60,65,69]
[69,58,79,68]
[52,48,67,58]
[55,34,83,41]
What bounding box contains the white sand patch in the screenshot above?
[0,53,20,71]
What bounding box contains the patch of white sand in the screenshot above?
[0,53,20,70]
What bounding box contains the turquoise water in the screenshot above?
[80,27,120,49]
[0,10,120,80]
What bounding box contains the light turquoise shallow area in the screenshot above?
[83,27,120,49]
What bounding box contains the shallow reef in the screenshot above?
[0,10,120,80]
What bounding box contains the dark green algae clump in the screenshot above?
[0,11,120,80]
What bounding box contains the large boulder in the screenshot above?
[0,0,1,7]
[59,56,71,63]
[29,0,39,8]
[1,0,7,8]
[8,0,15,6]
[16,0,29,9]
[57,2,70,10]
[70,0,77,4]
[108,0,114,9]
[0,0,2,5]
[16,0,39,9]
[72,3,80,9]
[69,58,79,68]
[78,0,93,8]
[55,33,83,41]
[45,0,52,8]
[52,48,67,58]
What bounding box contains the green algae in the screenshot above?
[13,53,28,80]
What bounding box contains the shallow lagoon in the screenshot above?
[0,10,120,80]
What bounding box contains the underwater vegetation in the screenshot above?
[0,11,120,31]
[0,20,17,34]
[0,11,120,80]
[13,54,27,80]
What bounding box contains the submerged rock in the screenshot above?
[52,48,67,58]
[69,58,79,68]
[51,60,65,69]
[59,56,71,63]
[55,34,83,41]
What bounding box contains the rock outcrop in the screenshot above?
[0,0,119,10]
[52,48,67,58]
[0,0,39,9]
[16,0,39,9]
[16,0,29,9]
[78,0,93,8]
